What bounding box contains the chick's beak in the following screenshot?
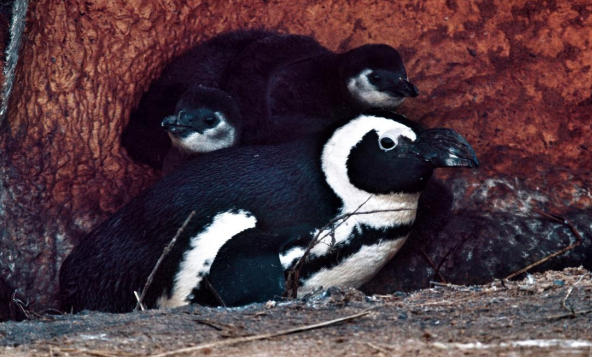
[398,79,419,98]
[161,115,176,128]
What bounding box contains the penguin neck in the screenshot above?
[334,55,368,112]
[313,53,355,114]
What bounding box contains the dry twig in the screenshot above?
[366,342,391,354]
[133,291,145,311]
[429,281,468,290]
[505,208,583,280]
[546,309,592,320]
[50,347,135,357]
[202,276,226,307]
[284,196,373,298]
[561,275,585,315]
[420,249,447,283]
[409,292,490,308]
[11,291,33,320]
[149,309,373,357]
[193,319,229,331]
[135,211,196,311]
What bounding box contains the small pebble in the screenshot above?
[265,300,276,308]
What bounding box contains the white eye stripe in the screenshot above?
[378,129,407,151]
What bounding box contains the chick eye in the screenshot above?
[204,117,217,126]
[378,130,402,151]
[369,72,381,83]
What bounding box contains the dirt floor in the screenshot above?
[0,267,591,357]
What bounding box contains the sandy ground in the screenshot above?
[0,267,591,357]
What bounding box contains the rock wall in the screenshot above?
[0,0,590,314]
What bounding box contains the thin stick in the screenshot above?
[133,291,145,311]
[11,291,30,320]
[135,211,196,311]
[429,281,466,289]
[287,195,372,294]
[420,249,447,283]
[285,196,412,297]
[546,309,592,320]
[409,292,489,308]
[366,342,390,354]
[505,208,583,280]
[202,277,226,307]
[149,309,373,357]
[50,347,132,357]
[531,208,584,243]
[562,275,585,315]
[193,319,228,331]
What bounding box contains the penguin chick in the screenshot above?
[59,111,478,313]
[160,85,240,174]
[121,29,275,169]
[224,41,419,145]
[340,44,419,109]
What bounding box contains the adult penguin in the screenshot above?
[60,110,477,312]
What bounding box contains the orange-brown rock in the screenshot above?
[0,0,590,313]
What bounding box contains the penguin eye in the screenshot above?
[378,130,401,152]
[379,137,395,151]
[204,117,217,126]
[368,72,381,84]
[178,110,187,121]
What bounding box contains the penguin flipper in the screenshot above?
[194,226,313,307]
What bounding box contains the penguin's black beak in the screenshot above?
[368,70,419,98]
[380,77,419,98]
[161,112,204,135]
[395,78,420,98]
[161,115,176,128]
[414,128,479,169]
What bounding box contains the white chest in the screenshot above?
[298,236,408,296]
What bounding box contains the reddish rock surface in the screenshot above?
[0,0,590,312]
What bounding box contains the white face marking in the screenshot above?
[321,114,420,227]
[347,69,406,109]
[168,112,237,153]
[298,237,408,296]
[156,210,257,309]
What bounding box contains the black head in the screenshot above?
[322,110,478,199]
[161,85,241,153]
[338,44,419,109]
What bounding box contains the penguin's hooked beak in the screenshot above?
[161,115,176,128]
[161,113,204,135]
[394,78,420,98]
[381,77,419,98]
[413,128,479,169]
